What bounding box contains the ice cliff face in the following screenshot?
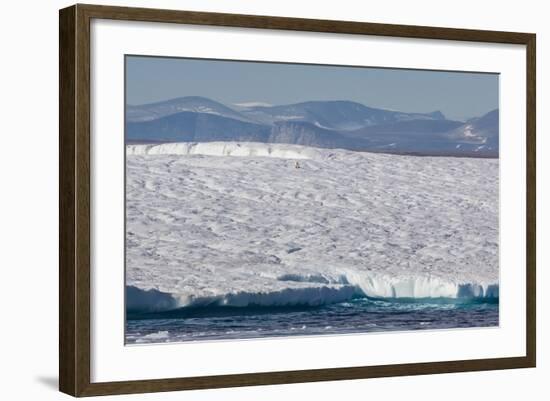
[126,142,499,312]
[127,141,321,160]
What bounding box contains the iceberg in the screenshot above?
[126,142,499,313]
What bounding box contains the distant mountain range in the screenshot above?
[126,96,499,157]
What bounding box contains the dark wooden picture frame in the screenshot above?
[59,3,536,397]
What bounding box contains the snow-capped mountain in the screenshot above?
[127,111,271,143]
[126,96,255,123]
[126,97,499,157]
[446,109,499,154]
[239,100,446,129]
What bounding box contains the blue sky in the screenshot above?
[126,55,499,122]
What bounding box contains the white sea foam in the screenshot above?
[126,142,499,312]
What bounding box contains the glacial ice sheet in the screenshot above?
[125,142,499,312]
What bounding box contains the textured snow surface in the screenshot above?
[126,142,499,312]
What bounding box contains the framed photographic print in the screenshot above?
[59,4,536,397]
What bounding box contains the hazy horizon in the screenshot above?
[126,55,499,122]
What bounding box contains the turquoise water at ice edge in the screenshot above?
[125,297,498,344]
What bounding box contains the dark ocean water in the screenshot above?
[125,298,499,344]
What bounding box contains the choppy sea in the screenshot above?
[125,297,498,344]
